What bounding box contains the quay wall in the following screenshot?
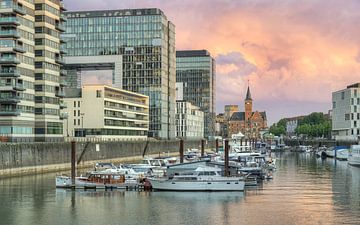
[284,139,358,148]
[0,139,215,177]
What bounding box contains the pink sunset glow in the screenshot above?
[63,0,360,124]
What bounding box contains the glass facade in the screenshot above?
[176,50,216,139]
[63,9,176,139]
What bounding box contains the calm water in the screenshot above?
[0,152,359,225]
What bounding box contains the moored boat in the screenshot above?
[149,166,245,191]
[348,145,360,167]
[56,171,137,189]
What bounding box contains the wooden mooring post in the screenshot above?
[179,139,184,163]
[201,139,205,157]
[224,139,229,177]
[71,140,76,189]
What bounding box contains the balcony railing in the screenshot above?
[59,101,67,109]
[55,23,65,32]
[0,17,20,26]
[0,2,26,15]
[55,90,65,97]
[60,69,67,76]
[0,109,21,116]
[0,30,20,38]
[0,69,20,77]
[55,56,65,65]
[0,95,21,103]
[0,80,25,91]
[0,40,26,53]
[0,55,20,64]
[60,112,68,120]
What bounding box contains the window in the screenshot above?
[345,113,350,121]
[78,110,80,116]
[332,101,336,109]
[355,121,357,127]
[73,110,76,116]
[78,119,81,126]
[78,101,81,107]
[73,119,76,125]
[96,90,102,98]
[74,101,76,107]
[341,92,345,100]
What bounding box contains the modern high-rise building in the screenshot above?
[332,83,360,141]
[176,50,216,139]
[175,100,204,139]
[63,9,176,139]
[0,0,66,142]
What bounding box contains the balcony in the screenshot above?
[60,112,68,120]
[59,101,67,109]
[55,23,65,32]
[60,2,67,11]
[55,89,65,97]
[0,17,20,26]
[59,79,68,87]
[0,55,20,65]
[0,30,20,38]
[0,69,20,77]
[0,2,26,15]
[0,95,21,104]
[0,41,26,53]
[60,14,67,22]
[0,80,25,91]
[60,45,67,54]
[0,109,20,116]
[60,69,67,76]
[55,56,65,65]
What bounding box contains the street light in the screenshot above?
[80,113,85,137]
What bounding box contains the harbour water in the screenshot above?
[0,152,359,225]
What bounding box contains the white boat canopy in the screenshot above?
[232,132,245,140]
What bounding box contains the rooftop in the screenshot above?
[65,8,165,18]
[176,50,211,57]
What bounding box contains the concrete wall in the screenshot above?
[0,139,215,177]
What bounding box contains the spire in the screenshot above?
[245,82,252,101]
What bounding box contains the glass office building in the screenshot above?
[176,50,216,139]
[63,8,176,139]
[0,0,66,142]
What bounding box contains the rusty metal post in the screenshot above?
[215,139,219,153]
[201,139,205,157]
[179,139,184,163]
[71,140,76,188]
[224,139,229,177]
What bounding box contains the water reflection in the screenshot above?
[0,153,359,225]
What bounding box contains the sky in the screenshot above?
[63,0,360,124]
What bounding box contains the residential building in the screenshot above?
[215,113,225,137]
[0,0,66,142]
[285,116,305,136]
[176,50,216,139]
[228,86,267,138]
[63,85,149,140]
[63,8,176,139]
[175,100,204,139]
[332,83,360,141]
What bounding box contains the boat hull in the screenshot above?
[56,176,137,189]
[150,179,245,191]
[348,156,360,167]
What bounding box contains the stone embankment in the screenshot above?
[0,139,214,177]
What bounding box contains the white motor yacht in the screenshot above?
[348,145,360,167]
[149,166,245,191]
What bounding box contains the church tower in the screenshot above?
[244,85,253,122]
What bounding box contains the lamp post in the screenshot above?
[80,113,85,137]
[65,112,69,137]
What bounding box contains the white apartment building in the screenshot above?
[63,85,149,140]
[176,100,204,139]
[332,83,360,141]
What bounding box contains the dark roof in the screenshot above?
[245,86,252,100]
[260,112,267,120]
[65,8,164,18]
[347,83,360,88]
[176,50,210,57]
[230,112,245,121]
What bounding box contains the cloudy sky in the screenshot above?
[64,0,360,124]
